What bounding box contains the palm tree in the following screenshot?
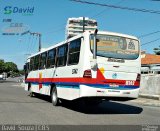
[153,46,160,55]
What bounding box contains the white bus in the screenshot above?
[24,30,141,106]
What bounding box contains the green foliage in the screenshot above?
[5,62,18,73]
[10,72,20,77]
[0,59,19,74]
[19,69,25,75]
[153,46,160,55]
[0,59,5,73]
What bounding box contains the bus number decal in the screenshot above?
[126,81,135,85]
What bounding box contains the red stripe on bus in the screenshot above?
[25,68,140,86]
[26,77,140,86]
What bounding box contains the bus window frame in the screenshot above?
[33,55,40,71]
[56,44,68,67]
[46,48,56,69]
[39,52,47,70]
[30,57,34,71]
[67,37,82,66]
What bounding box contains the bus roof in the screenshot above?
[27,30,139,59]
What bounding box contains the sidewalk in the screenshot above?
[21,82,25,87]
[131,97,160,107]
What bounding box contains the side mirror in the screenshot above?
[93,29,98,59]
[90,58,97,70]
[91,29,98,70]
[23,64,27,71]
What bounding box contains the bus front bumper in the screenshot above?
[80,85,140,99]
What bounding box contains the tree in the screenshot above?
[19,69,25,75]
[4,62,18,73]
[153,46,160,55]
[0,59,5,73]
[0,60,19,77]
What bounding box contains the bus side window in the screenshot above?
[40,52,47,69]
[47,49,56,68]
[24,62,29,79]
[57,44,68,67]
[30,57,34,71]
[34,55,40,70]
[27,62,30,71]
[68,38,81,65]
[25,62,29,72]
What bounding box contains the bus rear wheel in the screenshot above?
[28,83,34,97]
[51,87,59,106]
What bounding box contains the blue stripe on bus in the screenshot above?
[57,84,80,89]
[29,82,139,90]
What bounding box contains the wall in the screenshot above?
[140,74,160,99]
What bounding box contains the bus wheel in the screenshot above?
[29,87,34,97]
[51,87,59,106]
[28,83,34,97]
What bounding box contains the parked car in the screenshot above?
[0,74,6,80]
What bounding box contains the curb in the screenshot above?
[139,94,160,100]
[142,103,160,107]
[131,97,160,107]
[21,83,25,88]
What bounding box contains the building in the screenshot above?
[141,51,160,74]
[65,17,97,39]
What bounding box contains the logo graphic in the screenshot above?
[128,41,135,50]
[4,6,12,14]
[112,73,117,79]
[4,6,34,15]
[2,23,30,35]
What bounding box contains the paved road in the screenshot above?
[0,78,160,125]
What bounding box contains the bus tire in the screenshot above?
[28,83,33,97]
[29,86,34,97]
[51,86,59,106]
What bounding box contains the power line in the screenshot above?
[33,36,38,52]
[29,32,42,52]
[138,31,160,38]
[28,35,34,54]
[26,35,31,54]
[141,38,160,46]
[70,0,160,14]
[45,27,65,35]
[44,23,66,34]
[92,0,124,18]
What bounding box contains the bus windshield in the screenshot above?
[90,34,139,60]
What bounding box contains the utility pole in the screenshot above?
[21,31,42,52]
[83,17,85,32]
[30,32,42,52]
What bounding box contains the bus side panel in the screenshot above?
[57,86,80,100]
[38,68,56,95]
[26,71,39,93]
[56,37,85,100]
[56,65,81,100]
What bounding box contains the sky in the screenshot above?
[0,0,160,69]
